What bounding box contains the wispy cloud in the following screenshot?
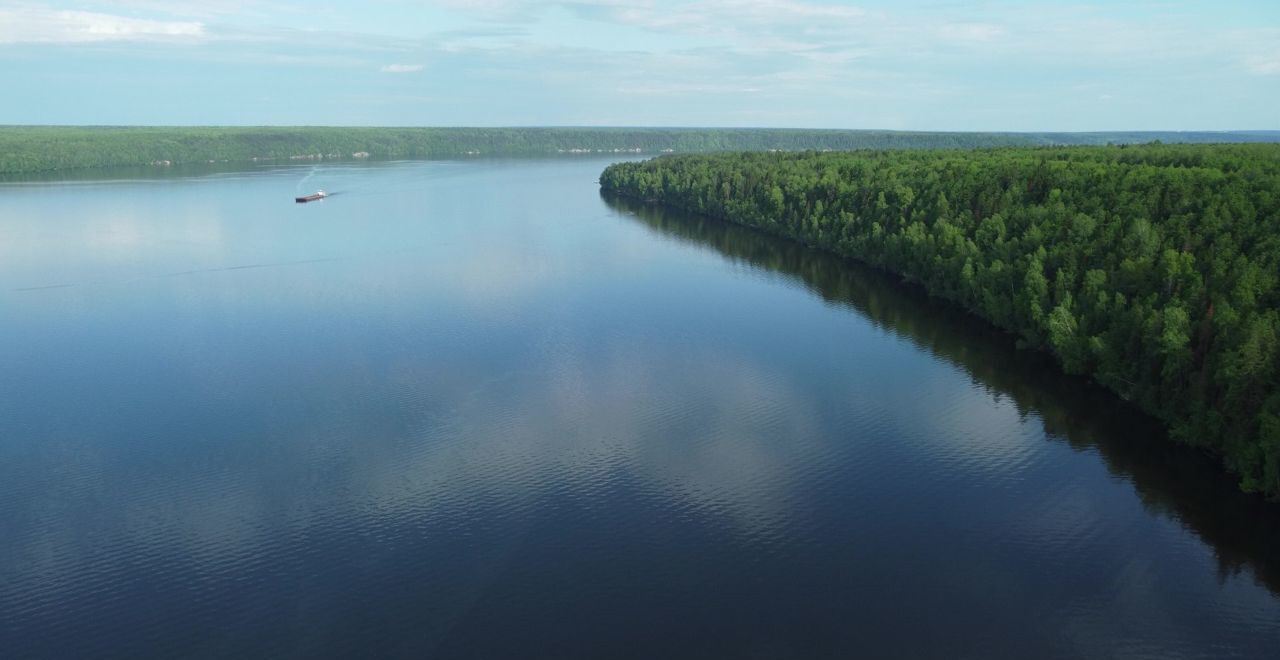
[381,63,424,73]
[2,1,1277,129]
[1246,54,1280,75]
[594,0,869,31]
[936,22,1004,43]
[616,82,762,95]
[0,7,205,44]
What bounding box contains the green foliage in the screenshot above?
[0,126,1028,174]
[600,143,1280,498]
[1,126,1277,175]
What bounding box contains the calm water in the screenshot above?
[1,158,1277,658]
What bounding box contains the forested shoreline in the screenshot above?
[2,126,1278,175]
[600,144,1280,498]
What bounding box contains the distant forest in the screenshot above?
[600,144,1280,498]
[1,126,1278,174]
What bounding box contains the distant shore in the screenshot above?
[2,126,1278,175]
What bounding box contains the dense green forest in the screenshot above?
[600,144,1280,498]
[2,126,1277,175]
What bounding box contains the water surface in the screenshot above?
[1,158,1277,658]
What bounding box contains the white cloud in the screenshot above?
[0,7,205,44]
[1246,55,1280,75]
[937,22,1004,43]
[71,0,279,20]
[602,0,868,30]
[2,0,1276,128]
[616,82,762,95]
[381,63,424,73]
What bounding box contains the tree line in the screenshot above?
[600,144,1280,498]
[1,126,1277,175]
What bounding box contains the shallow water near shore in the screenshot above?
[1,157,1277,658]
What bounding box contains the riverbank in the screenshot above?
[3,126,1278,175]
[600,144,1280,498]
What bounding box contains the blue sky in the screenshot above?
[1,1,1277,130]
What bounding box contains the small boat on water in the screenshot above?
[295,190,327,203]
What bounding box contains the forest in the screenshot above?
[600,144,1280,498]
[2,126,1277,175]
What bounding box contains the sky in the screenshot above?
[0,1,1277,130]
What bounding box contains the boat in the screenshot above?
[295,190,327,203]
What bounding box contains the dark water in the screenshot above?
[1,158,1277,659]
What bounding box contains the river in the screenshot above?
[1,157,1277,658]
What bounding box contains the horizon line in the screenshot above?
[2,125,1279,134]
